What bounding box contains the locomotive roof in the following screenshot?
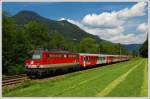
[79,53,127,57]
[35,48,77,54]
[46,51,78,54]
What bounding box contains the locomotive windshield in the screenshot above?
[32,49,42,59]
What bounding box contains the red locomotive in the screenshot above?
[24,48,131,78]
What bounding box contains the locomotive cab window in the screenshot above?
[32,50,42,59]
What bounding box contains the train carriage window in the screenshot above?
[100,57,105,61]
[85,57,89,62]
[88,57,90,61]
[95,57,97,61]
[98,57,100,60]
[96,57,98,60]
[103,57,105,60]
[85,57,87,61]
[83,57,86,61]
[76,55,78,58]
[100,57,102,61]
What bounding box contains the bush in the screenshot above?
[7,64,26,75]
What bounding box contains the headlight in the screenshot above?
[30,61,34,64]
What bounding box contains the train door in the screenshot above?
[80,56,86,67]
[104,56,107,63]
[83,56,86,67]
[98,56,105,64]
[101,57,104,64]
[107,56,110,63]
[97,56,101,64]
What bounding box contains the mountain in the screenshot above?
[12,10,141,53]
[12,10,103,42]
[123,44,142,52]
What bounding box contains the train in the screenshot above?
[24,48,131,78]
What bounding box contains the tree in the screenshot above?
[79,37,99,53]
[132,50,138,57]
[25,21,50,49]
[139,38,148,57]
[3,13,17,74]
[49,33,66,50]
[2,12,30,75]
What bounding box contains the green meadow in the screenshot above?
[3,58,147,97]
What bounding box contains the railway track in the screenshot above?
[2,74,29,86]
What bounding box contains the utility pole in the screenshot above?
[138,49,140,57]
[119,43,121,62]
[99,45,101,54]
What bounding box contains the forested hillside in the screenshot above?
[13,10,101,42]
[3,11,130,75]
[123,44,141,52]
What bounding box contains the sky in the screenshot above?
[3,2,148,44]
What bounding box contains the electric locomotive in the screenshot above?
[25,48,80,77]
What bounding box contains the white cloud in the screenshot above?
[82,2,147,28]
[108,33,147,44]
[137,23,148,33]
[82,12,124,28]
[64,18,124,40]
[83,26,124,40]
[58,2,147,44]
[109,34,135,44]
[117,2,147,18]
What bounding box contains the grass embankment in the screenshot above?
[3,58,147,97]
[106,59,147,96]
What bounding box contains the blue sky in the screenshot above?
[3,2,135,20]
[3,2,148,44]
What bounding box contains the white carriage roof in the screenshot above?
[79,53,121,57]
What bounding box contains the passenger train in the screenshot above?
[24,48,131,78]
